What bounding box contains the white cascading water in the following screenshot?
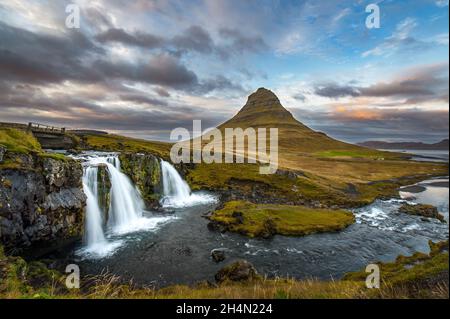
[160,160,217,208]
[82,165,107,245]
[78,154,173,258]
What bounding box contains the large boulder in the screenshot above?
[215,260,259,283]
[211,248,226,262]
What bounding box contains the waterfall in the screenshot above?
[82,165,107,246]
[160,160,217,208]
[160,160,191,203]
[77,153,172,258]
[104,157,145,231]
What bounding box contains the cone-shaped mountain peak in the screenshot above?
[220,88,301,128]
[213,87,381,158]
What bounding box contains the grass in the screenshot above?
[343,240,449,298]
[315,150,391,159]
[83,134,171,159]
[0,128,42,154]
[186,162,444,207]
[0,128,71,169]
[209,201,355,237]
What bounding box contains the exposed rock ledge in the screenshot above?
[119,152,162,208]
[0,154,86,250]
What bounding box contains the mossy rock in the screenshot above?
[399,203,446,223]
[209,201,355,238]
[215,260,260,284]
[119,152,162,207]
[97,164,111,224]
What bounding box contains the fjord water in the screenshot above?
[74,167,448,287]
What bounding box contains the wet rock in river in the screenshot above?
[399,203,446,223]
[211,249,226,262]
[207,220,227,233]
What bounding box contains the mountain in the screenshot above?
[217,88,367,153]
[358,139,449,150]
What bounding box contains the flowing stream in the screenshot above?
[64,152,449,287]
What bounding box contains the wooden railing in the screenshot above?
[27,122,65,134]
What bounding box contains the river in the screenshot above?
[59,152,448,287]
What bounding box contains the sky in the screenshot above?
[0,0,448,143]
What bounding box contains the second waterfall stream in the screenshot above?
[77,153,215,258]
[159,160,217,208]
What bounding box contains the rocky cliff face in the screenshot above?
[96,163,111,225]
[119,152,162,208]
[0,154,86,250]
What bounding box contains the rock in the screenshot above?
[275,169,304,180]
[207,220,227,233]
[0,155,86,249]
[42,157,83,190]
[231,211,244,224]
[175,245,192,256]
[119,152,161,207]
[399,203,446,223]
[215,260,259,283]
[0,145,5,163]
[257,218,277,239]
[96,163,111,224]
[211,249,226,262]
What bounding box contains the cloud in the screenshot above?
[94,25,268,60]
[313,63,449,104]
[171,25,214,54]
[362,17,445,58]
[436,0,449,7]
[218,28,268,55]
[96,28,164,48]
[293,107,449,143]
[195,75,245,94]
[292,93,307,102]
[314,83,361,98]
[95,53,199,88]
[0,21,103,84]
